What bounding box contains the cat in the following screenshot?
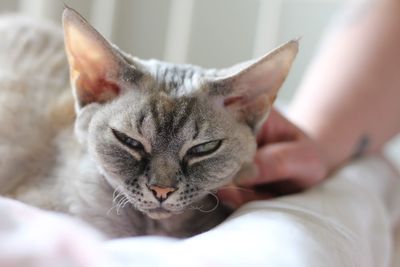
[0,7,298,238]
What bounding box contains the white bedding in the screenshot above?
[1,155,399,267]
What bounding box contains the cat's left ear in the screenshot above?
[62,7,136,109]
[209,40,298,131]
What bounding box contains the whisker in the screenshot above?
[218,185,254,193]
[112,185,123,202]
[192,191,220,213]
[117,195,129,215]
[108,191,120,215]
[117,197,130,215]
[122,199,131,208]
[108,185,127,216]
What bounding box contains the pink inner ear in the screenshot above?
[70,48,122,106]
[76,74,120,106]
[223,96,245,106]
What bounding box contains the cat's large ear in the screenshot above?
[62,7,136,109]
[209,40,298,131]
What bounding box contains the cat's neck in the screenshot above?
[145,196,232,238]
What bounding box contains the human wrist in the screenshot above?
[309,129,366,174]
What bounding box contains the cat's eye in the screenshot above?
[111,129,144,151]
[187,140,222,157]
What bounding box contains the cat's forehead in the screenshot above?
[107,59,228,143]
[145,93,201,135]
[139,59,217,96]
[109,90,227,154]
[112,89,204,136]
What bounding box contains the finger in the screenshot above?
[256,109,302,145]
[235,141,326,188]
[217,188,243,208]
[217,187,273,209]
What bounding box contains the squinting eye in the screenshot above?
[111,128,144,151]
[187,140,222,157]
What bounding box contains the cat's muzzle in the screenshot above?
[146,207,174,220]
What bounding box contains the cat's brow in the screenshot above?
[173,98,195,133]
[136,112,146,136]
[192,121,200,140]
[149,97,162,132]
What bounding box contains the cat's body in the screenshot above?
[0,9,297,238]
[0,15,230,238]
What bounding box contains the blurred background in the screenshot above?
[0,0,399,163]
[0,0,347,104]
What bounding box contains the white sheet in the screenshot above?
[1,155,399,267]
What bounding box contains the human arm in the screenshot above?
[219,0,400,207]
[289,0,400,170]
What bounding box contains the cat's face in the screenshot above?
[85,83,256,219]
[62,7,297,219]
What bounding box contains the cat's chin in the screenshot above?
[145,208,174,220]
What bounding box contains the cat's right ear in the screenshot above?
[62,7,136,109]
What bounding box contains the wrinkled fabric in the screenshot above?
[1,155,399,267]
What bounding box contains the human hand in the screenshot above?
[218,108,328,208]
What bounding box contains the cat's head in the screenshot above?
[62,7,298,219]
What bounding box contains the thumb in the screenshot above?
[235,141,326,188]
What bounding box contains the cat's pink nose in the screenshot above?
[148,184,177,202]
